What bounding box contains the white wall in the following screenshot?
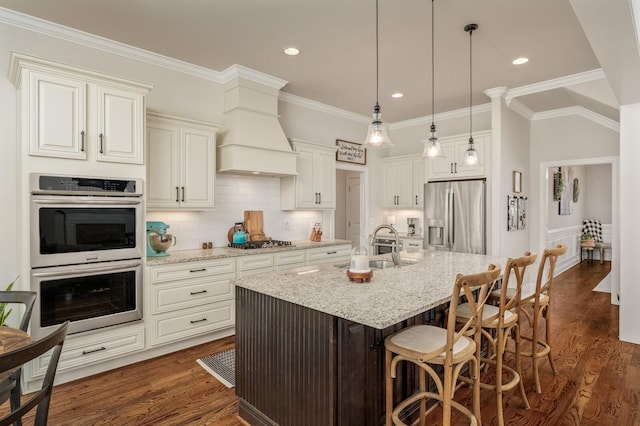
[529,115,619,257]
[547,165,586,229]
[584,163,612,222]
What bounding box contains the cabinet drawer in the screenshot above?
[306,245,352,265]
[275,250,306,267]
[151,300,235,346]
[152,274,235,314]
[401,239,423,250]
[236,253,274,272]
[149,258,235,283]
[30,323,145,378]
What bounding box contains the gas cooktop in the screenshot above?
[228,240,294,250]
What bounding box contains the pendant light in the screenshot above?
[423,0,442,157]
[463,23,479,165]
[364,0,393,148]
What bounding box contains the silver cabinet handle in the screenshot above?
[176,187,179,202]
[80,130,85,152]
[99,133,104,154]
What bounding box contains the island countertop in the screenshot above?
[234,250,507,329]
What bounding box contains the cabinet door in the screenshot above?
[146,123,180,209]
[412,158,426,208]
[97,86,145,164]
[180,127,215,209]
[316,149,336,208]
[395,162,413,208]
[428,142,456,179]
[27,71,87,159]
[294,148,317,208]
[381,162,399,208]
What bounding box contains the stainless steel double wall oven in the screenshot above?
[30,174,144,337]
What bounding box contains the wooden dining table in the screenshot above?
[0,326,32,382]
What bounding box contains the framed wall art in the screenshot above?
[336,139,366,165]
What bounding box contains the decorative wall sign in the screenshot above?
[573,178,580,202]
[517,196,527,230]
[553,168,563,201]
[336,139,366,165]
[508,195,518,231]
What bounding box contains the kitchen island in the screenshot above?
[234,250,507,426]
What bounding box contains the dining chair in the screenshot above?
[384,264,501,426]
[0,321,69,426]
[458,252,537,426]
[0,291,36,426]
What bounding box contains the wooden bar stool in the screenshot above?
[510,244,567,394]
[384,264,501,426]
[459,252,537,426]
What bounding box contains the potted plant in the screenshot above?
[581,232,595,248]
[0,277,17,326]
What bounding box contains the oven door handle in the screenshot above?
[32,198,142,206]
[32,262,141,278]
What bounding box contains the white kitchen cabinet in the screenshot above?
[427,131,490,180]
[400,238,423,251]
[275,250,307,271]
[306,244,352,265]
[28,323,145,380]
[380,157,415,209]
[147,258,236,346]
[146,112,219,210]
[237,253,275,277]
[281,139,337,210]
[10,53,151,164]
[412,157,426,208]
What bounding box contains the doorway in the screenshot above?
[539,156,619,306]
[336,163,368,248]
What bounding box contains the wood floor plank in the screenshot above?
[3,260,639,425]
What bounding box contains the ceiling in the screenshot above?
[0,0,620,123]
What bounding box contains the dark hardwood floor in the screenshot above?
[4,260,637,425]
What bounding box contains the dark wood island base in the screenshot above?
[236,286,444,426]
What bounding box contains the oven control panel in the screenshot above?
[31,174,142,196]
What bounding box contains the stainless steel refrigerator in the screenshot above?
[423,179,486,254]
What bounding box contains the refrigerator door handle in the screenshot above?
[449,190,455,247]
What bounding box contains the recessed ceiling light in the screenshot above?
[284,47,300,56]
[392,93,403,98]
[512,57,529,65]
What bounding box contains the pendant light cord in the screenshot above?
[469,25,473,143]
[375,0,380,109]
[431,0,435,128]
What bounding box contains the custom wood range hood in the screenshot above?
[216,68,298,177]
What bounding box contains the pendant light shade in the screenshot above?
[423,0,442,158]
[364,0,393,148]
[464,23,479,165]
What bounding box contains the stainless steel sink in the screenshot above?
[336,259,416,270]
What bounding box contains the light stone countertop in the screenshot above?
[146,239,353,266]
[234,250,507,330]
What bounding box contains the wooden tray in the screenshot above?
[347,270,373,283]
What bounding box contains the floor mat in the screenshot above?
[197,348,235,388]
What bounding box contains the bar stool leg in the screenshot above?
[385,348,393,426]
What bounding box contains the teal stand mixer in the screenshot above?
[147,221,176,257]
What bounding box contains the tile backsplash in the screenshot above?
[146,175,323,250]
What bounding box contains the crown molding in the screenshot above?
[0,7,223,82]
[508,98,535,119]
[532,106,620,132]
[484,86,509,99]
[505,69,606,104]
[278,92,371,124]
[220,64,288,90]
[390,103,492,130]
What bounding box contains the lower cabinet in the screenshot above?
[147,258,236,346]
[28,322,145,380]
[237,253,275,277]
[306,244,352,265]
[274,250,307,271]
